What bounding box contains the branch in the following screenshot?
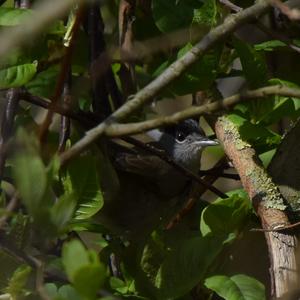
[166,157,229,229]
[0,89,21,183]
[38,5,84,142]
[58,69,72,153]
[103,85,300,137]
[215,116,298,298]
[123,137,227,198]
[59,0,273,166]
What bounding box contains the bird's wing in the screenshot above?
[114,151,171,179]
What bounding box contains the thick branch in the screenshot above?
[59,0,274,165]
[215,116,298,298]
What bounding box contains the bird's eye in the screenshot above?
[175,131,186,143]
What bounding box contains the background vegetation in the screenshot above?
[0,0,299,299]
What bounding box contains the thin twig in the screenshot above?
[39,5,85,142]
[250,220,300,232]
[0,193,19,229]
[219,0,300,54]
[271,0,300,20]
[0,89,21,183]
[58,68,72,153]
[84,2,110,116]
[59,0,273,166]
[124,136,227,198]
[166,157,228,229]
[118,0,136,98]
[255,20,300,54]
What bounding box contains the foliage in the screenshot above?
[0,0,298,299]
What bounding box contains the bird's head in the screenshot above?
[147,119,218,172]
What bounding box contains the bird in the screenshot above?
[97,119,219,239]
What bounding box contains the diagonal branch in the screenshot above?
[59,0,273,166]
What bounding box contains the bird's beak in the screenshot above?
[194,137,219,147]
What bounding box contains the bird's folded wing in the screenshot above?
[114,152,171,179]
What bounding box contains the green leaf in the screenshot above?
[45,283,82,300]
[152,0,202,33]
[226,114,281,152]
[5,265,31,299]
[51,193,76,230]
[0,7,32,26]
[200,190,251,237]
[257,78,300,124]
[25,65,58,98]
[12,130,48,217]
[0,63,37,88]
[193,0,218,27]
[153,43,220,95]
[234,38,268,88]
[155,235,225,299]
[62,240,106,299]
[62,156,103,220]
[73,263,106,299]
[58,285,82,300]
[204,274,266,300]
[62,240,90,282]
[255,40,286,51]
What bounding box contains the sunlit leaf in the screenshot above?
[193,0,218,27]
[152,0,202,33]
[200,190,251,237]
[0,7,32,26]
[255,40,286,51]
[62,240,106,298]
[205,274,266,300]
[155,235,225,299]
[5,265,31,299]
[12,131,48,216]
[234,38,268,88]
[0,63,37,88]
[62,156,103,220]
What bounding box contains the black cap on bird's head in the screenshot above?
[147,119,218,171]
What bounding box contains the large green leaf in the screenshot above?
[51,193,76,230]
[12,131,48,217]
[0,7,32,26]
[152,43,220,96]
[257,78,300,125]
[62,240,89,282]
[62,240,106,299]
[255,40,286,51]
[152,0,199,33]
[226,114,281,152]
[204,274,266,300]
[154,235,225,299]
[234,38,268,88]
[200,190,251,237]
[0,7,65,35]
[193,0,218,27]
[62,156,103,220]
[5,265,31,299]
[45,283,82,300]
[0,63,37,88]
[25,65,58,98]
